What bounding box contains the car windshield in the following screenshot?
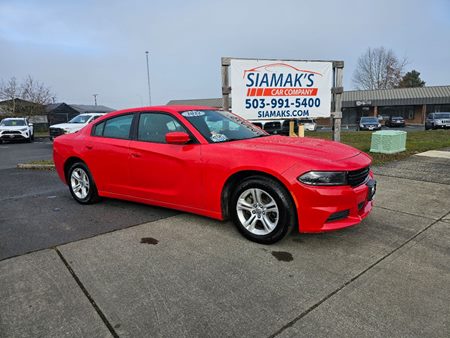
[361,117,378,123]
[1,119,26,126]
[435,113,450,119]
[69,115,92,124]
[181,110,267,143]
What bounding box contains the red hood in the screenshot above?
[227,136,361,162]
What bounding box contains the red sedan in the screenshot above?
[53,106,376,244]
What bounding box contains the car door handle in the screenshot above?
[86,145,93,150]
[131,152,141,158]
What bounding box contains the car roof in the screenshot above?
[102,105,218,117]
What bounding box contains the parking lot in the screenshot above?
[1,140,449,337]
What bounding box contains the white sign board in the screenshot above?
[230,59,333,120]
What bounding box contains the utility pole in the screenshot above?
[145,51,152,106]
[93,94,98,106]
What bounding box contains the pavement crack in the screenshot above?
[55,248,119,338]
[268,216,445,338]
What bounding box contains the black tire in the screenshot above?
[425,124,429,130]
[31,133,34,141]
[67,162,100,204]
[230,176,295,244]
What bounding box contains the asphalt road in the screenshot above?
[0,141,176,260]
[0,138,53,170]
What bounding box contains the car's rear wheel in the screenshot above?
[230,176,295,244]
[68,162,100,204]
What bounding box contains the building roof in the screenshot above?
[45,103,115,114]
[168,85,450,109]
[69,104,114,113]
[342,85,450,107]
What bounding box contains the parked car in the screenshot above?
[385,116,406,128]
[49,113,106,140]
[298,118,317,132]
[0,117,34,143]
[53,106,376,244]
[261,121,282,134]
[357,117,382,131]
[425,112,450,130]
[252,119,317,136]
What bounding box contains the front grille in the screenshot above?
[348,166,370,187]
[50,128,65,137]
[3,130,21,135]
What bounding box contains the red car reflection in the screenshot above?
[53,106,375,244]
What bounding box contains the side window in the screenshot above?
[92,115,102,121]
[138,113,186,143]
[93,121,105,136]
[102,114,133,139]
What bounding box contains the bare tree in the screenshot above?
[20,75,56,105]
[0,77,20,114]
[0,76,56,115]
[352,47,407,90]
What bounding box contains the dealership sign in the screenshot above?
[229,59,333,120]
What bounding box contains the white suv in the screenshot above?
[0,118,34,143]
[49,113,106,140]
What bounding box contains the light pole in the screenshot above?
[145,51,152,106]
[93,94,98,106]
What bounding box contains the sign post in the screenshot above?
[221,57,344,141]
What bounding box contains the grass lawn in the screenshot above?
[27,159,54,166]
[305,129,450,165]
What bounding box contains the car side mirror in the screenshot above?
[165,131,190,145]
[29,123,33,127]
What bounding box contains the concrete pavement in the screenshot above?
[1,153,449,337]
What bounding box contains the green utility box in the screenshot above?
[370,130,407,154]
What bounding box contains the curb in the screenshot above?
[17,163,55,170]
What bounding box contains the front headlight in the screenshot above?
[298,171,347,186]
[20,128,28,131]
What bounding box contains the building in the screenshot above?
[342,85,450,126]
[167,85,450,126]
[46,103,114,125]
[0,98,44,116]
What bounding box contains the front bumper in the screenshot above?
[292,174,376,233]
[360,126,381,131]
[49,128,66,138]
[0,131,29,140]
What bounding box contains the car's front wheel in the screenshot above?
[230,176,295,244]
[68,162,100,204]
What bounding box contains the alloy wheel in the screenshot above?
[70,168,90,200]
[236,188,279,235]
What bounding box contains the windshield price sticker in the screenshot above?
[230,60,333,120]
[182,110,206,117]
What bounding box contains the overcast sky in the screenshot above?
[1,0,449,109]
